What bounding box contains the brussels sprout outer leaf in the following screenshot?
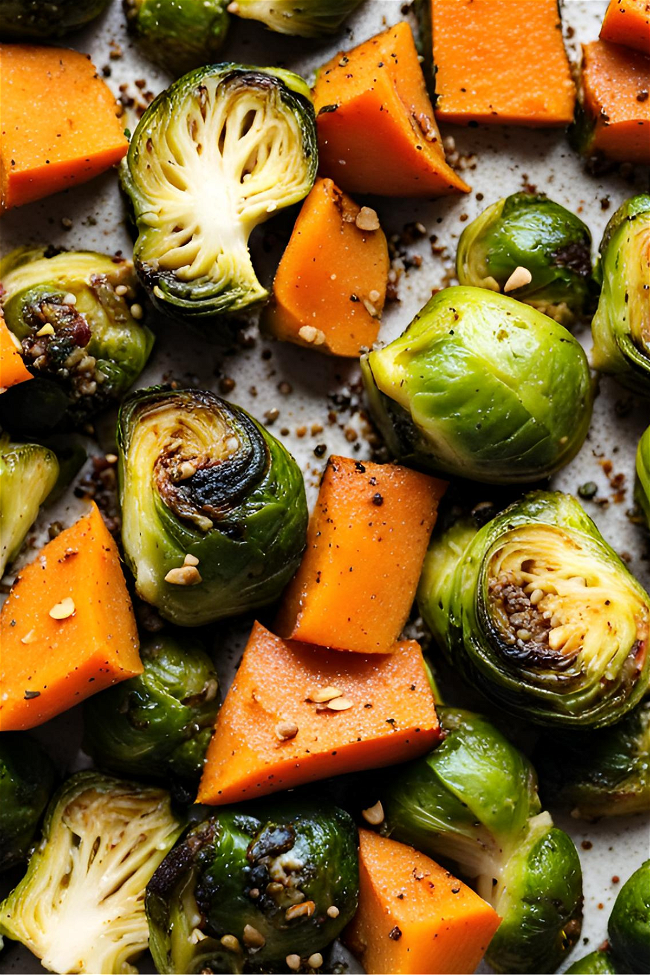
[566,950,620,974]
[0,0,110,39]
[0,438,59,575]
[125,0,229,76]
[636,424,650,529]
[608,860,650,974]
[0,735,56,872]
[230,0,364,37]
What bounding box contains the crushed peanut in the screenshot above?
[286,900,315,921]
[177,461,197,480]
[307,685,342,703]
[368,289,381,303]
[164,565,202,586]
[275,720,299,741]
[286,955,301,972]
[36,323,55,337]
[355,206,380,232]
[308,953,324,969]
[183,553,200,567]
[20,629,36,644]
[115,284,129,297]
[242,924,266,948]
[326,905,340,918]
[362,800,385,825]
[62,292,77,305]
[503,265,533,292]
[298,325,326,346]
[130,303,144,319]
[49,597,75,620]
[326,696,353,711]
[220,934,240,952]
[105,453,118,464]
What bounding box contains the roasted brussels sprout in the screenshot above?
[228,0,363,36]
[566,950,619,974]
[456,193,594,325]
[0,772,183,974]
[361,286,593,483]
[536,699,650,818]
[0,735,56,873]
[0,248,154,429]
[146,799,359,974]
[0,436,58,575]
[383,707,583,974]
[418,491,650,728]
[591,195,650,395]
[0,0,110,39]
[636,424,650,529]
[118,386,308,626]
[124,0,229,76]
[121,64,317,323]
[83,631,219,780]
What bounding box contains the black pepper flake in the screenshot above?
[372,493,384,506]
[314,444,327,457]
[389,926,402,941]
[24,690,41,700]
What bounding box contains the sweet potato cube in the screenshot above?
[262,178,389,357]
[0,316,32,390]
[0,503,141,730]
[276,456,446,653]
[197,623,440,805]
[344,831,501,975]
[428,0,576,126]
[313,21,470,197]
[601,0,650,56]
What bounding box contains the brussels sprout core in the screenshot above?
[121,64,317,321]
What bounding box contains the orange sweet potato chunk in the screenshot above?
[197,622,440,805]
[0,314,32,389]
[313,21,470,197]
[263,178,389,357]
[429,0,576,126]
[344,831,501,975]
[0,44,128,212]
[0,503,141,730]
[601,0,650,56]
[579,40,650,164]
[276,456,447,654]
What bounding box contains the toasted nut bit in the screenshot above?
[62,292,77,305]
[130,303,144,319]
[286,955,301,972]
[21,629,36,644]
[298,325,326,346]
[307,685,342,703]
[529,588,544,605]
[220,934,240,952]
[327,696,353,711]
[275,720,299,741]
[49,597,75,620]
[164,565,202,586]
[286,900,315,921]
[362,298,379,318]
[355,206,380,232]
[243,924,266,948]
[105,453,118,464]
[115,284,129,297]
[362,800,385,825]
[184,553,200,567]
[326,905,340,918]
[503,265,533,292]
[368,289,381,303]
[308,953,324,969]
[178,461,196,480]
[36,323,55,337]
[8,330,23,351]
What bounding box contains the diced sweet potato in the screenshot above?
[600,0,650,56]
[0,314,31,390]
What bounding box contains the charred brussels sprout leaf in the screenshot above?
[384,707,583,975]
[0,436,58,575]
[146,800,358,973]
[0,248,154,430]
[608,860,650,974]
[229,0,363,36]
[118,386,308,626]
[124,0,229,76]
[83,631,219,781]
[0,771,183,974]
[456,193,594,324]
[591,195,650,395]
[0,735,56,872]
[636,424,650,529]
[121,64,317,322]
[0,0,110,39]
[418,491,650,728]
[361,286,593,484]
[536,699,650,818]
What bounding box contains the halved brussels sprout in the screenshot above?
[566,951,619,974]
[418,491,650,728]
[361,286,593,483]
[124,0,229,77]
[0,0,110,39]
[228,0,363,36]
[0,734,56,873]
[118,386,308,626]
[0,771,183,975]
[0,436,59,575]
[636,424,650,529]
[146,799,359,974]
[83,631,219,781]
[0,248,154,429]
[591,195,650,395]
[384,707,583,974]
[121,64,317,322]
[456,193,594,325]
[536,699,650,818]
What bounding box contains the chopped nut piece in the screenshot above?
[36,323,55,337]
[177,461,197,480]
[164,565,202,586]
[105,453,118,464]
[286,955,301,972]
[307,685,343,703]
[115,284,129,297]
[503,265,533,292]
[355,206,380,232]
[327,696,353,711]
[362,298,379,318]
[20,629,36,644]
[298,325,326,346]
[326,905,340,918]
[183,553,200,567]
[286,900,315,921]
[275,719,299,741]
[368,289,381,303]
[361,800,385,825]
[220,934,240,952]
[308,953,324,969]
[49,597,76,620]
[243,924,266,948]
[130,303,144,319]
[190,927,207,944]
[62,292,77,305]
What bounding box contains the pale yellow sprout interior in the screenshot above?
[626,223,650,354]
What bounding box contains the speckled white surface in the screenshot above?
[1,0,649,972]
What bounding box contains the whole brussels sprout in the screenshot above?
[0,248,154,432]
[536,699,650,818]
[456,193,594,325]
[229,0,363,36]
[124,0,229,77]
[0,0,110,39]
[591,195,650,395]
[636,424,650,529]
[418,491,650,729]
[146,800,359,974]
[361,286,593,484]
[383,707,583,974]
[121,64,317,323]
[83,631,219,781]
[0,771,183,975]
[566,950,620,974]
[118,386,308,626]
[0,734,56,872]
[0,436,59,575]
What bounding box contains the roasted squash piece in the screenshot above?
[0,314,32,390]
[600,0,650,56]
